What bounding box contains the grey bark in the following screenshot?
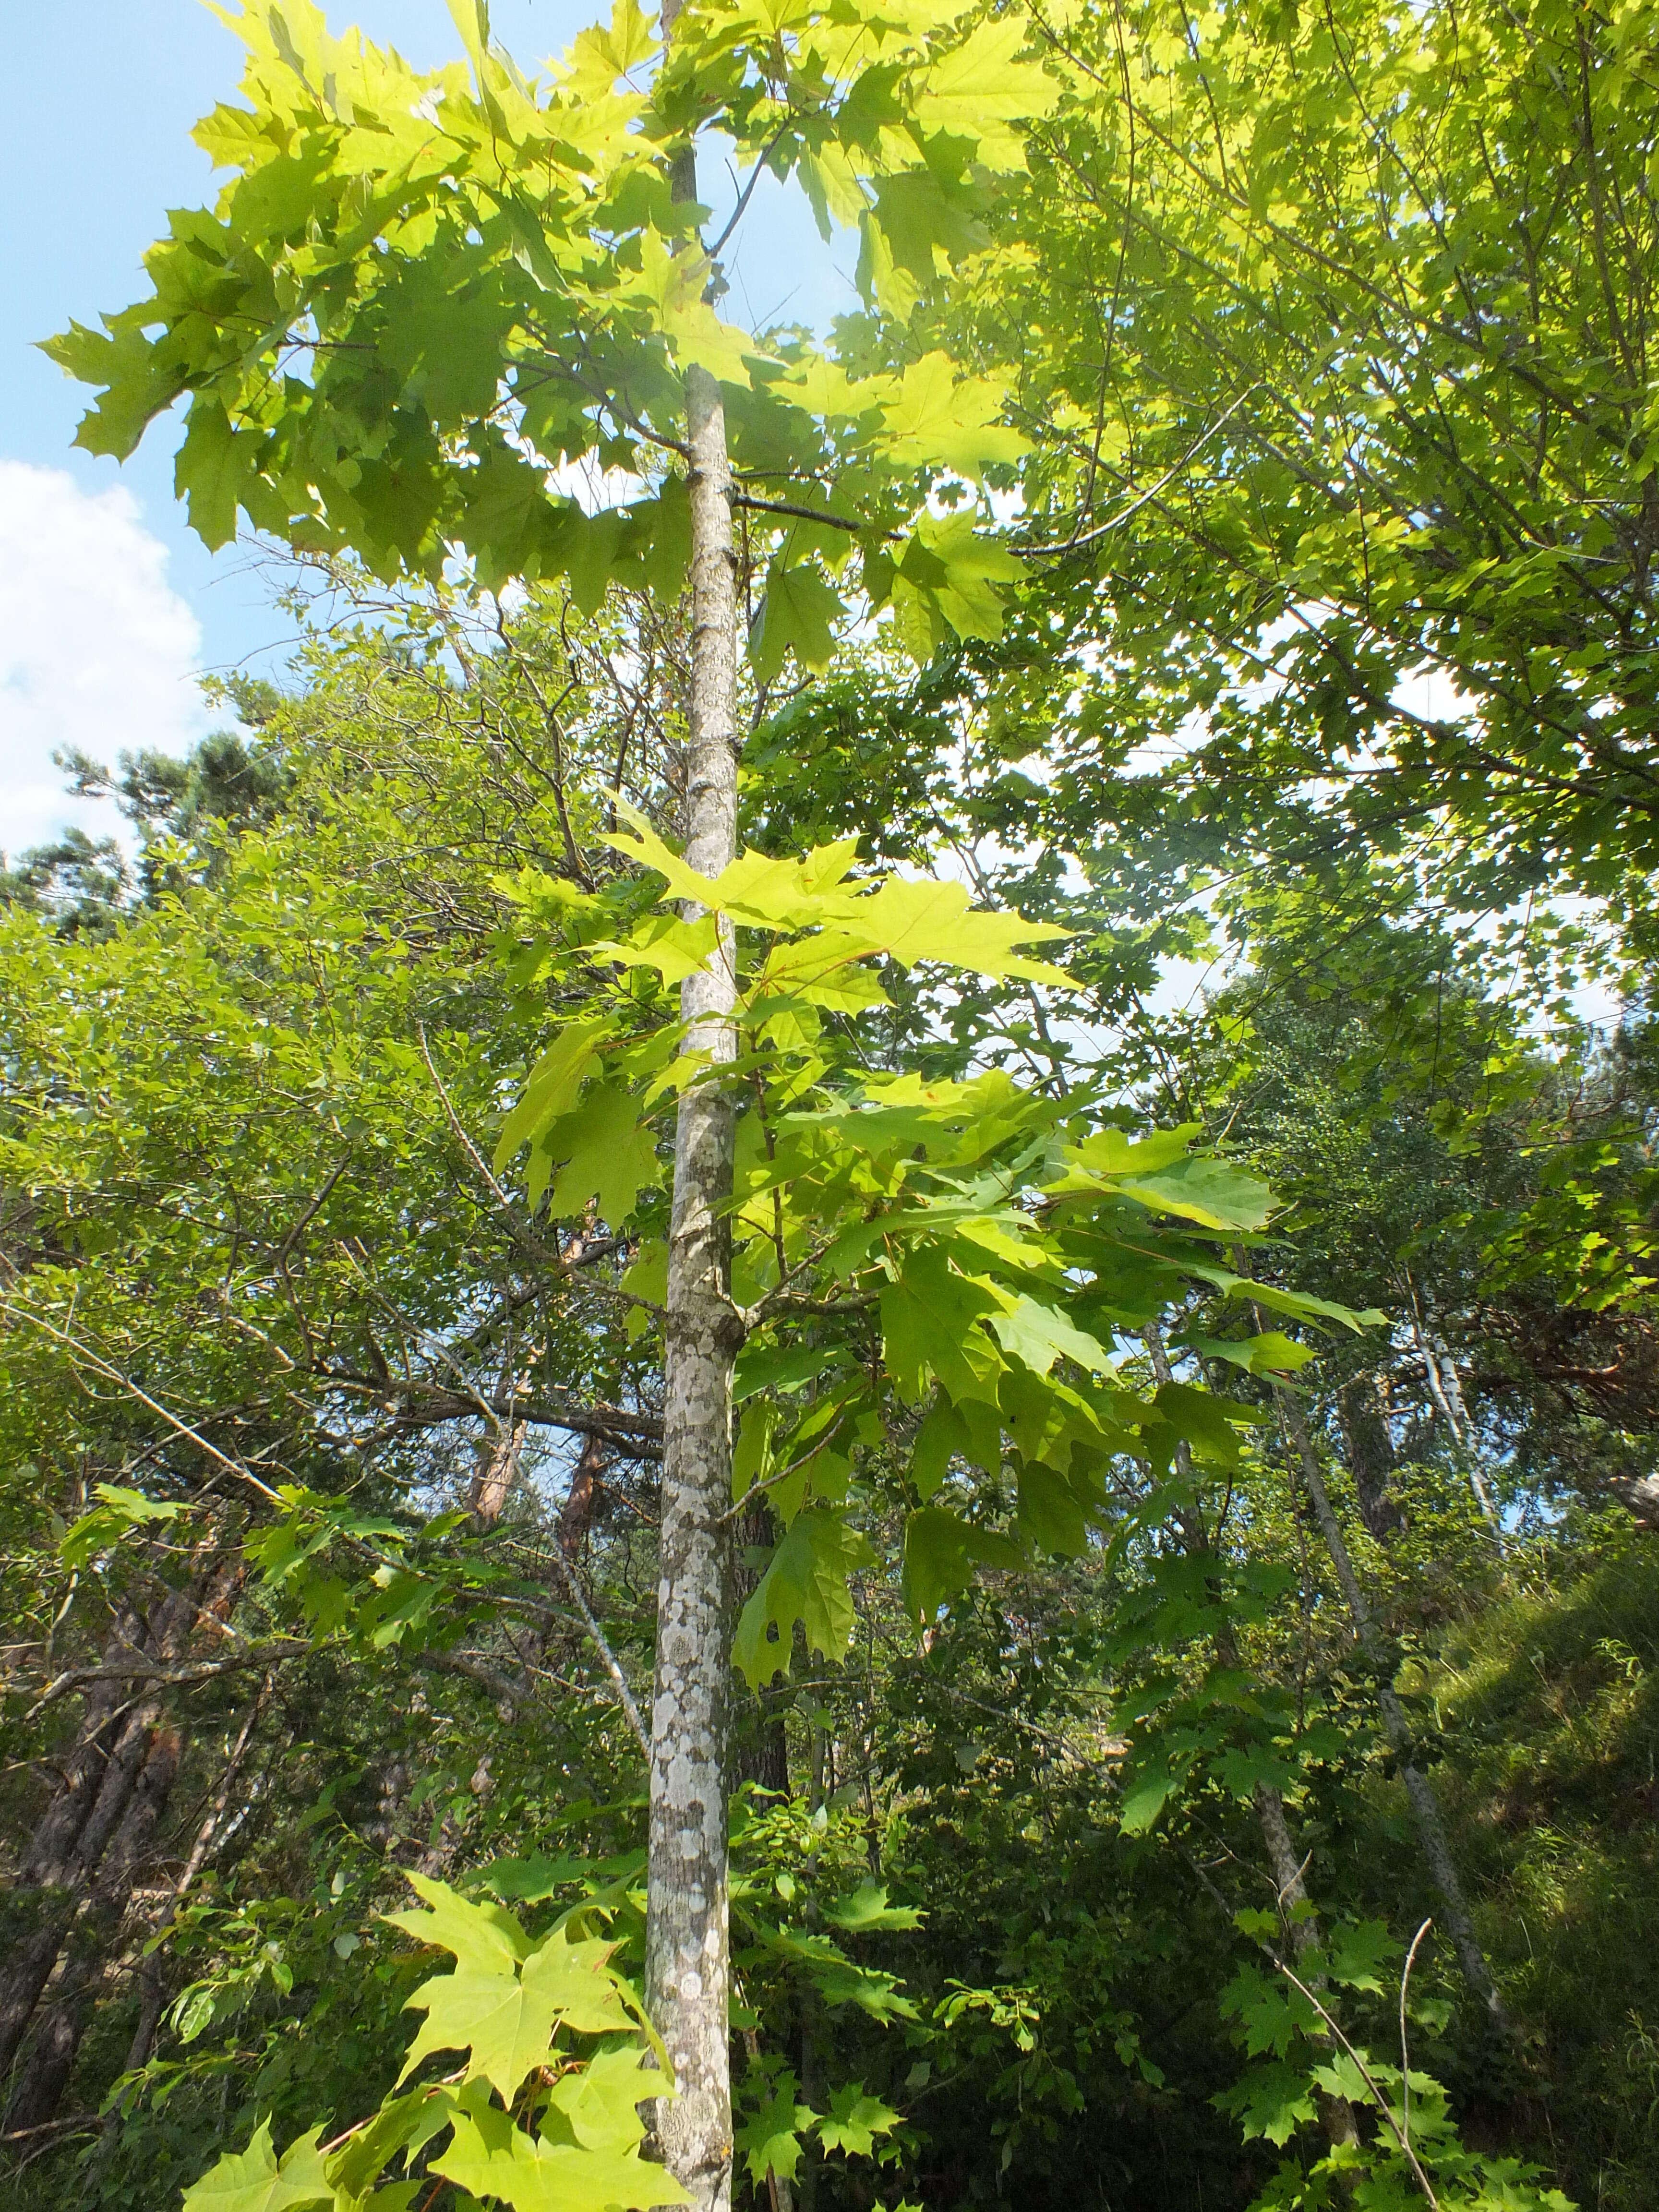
[5,1723,182,2132]
[15,1604,142,1886]
[1335,1371,1402,1541]
[0,1702,152,2087]
[1610,1467,1659,1527]
[96,1687,268,2171]
[0,1579,204,2092]
[1140,1323,1358,2150]
[1404,1279,1505,1548]
[0,1683,172,2085]
[642,39,743,2201]
[1270,1382,1515,2039]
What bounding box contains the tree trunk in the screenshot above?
[1139,1322,1358,2151]
[5,1725,182,2133]
[92,1688,267,2181]
[470,1418,527,1525]
[559,1432,607,1558]
[1270,1382,1515,2039]
[1335,1371,1402,1541]
[0,1577,208,2092]
[1403,1278,1505,1548]
[0,1699,158,2086]
[642,43,743,2198]
[14,1602,143,1887]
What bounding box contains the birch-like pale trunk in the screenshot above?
[648,355,741,2211]
[1140,1321,1358,2150]
[1226,1257,1515,2032]
[1404,1274,1506,1549]
[1268,1376,1515,2038]
[644,35,743,2192]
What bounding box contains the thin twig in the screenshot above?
[1400,1919,1433,2165]
[719,1434,847,1524]
[20,1642,303,1724]
[273,1154,354,1262]
[709,123,793,260]
[0,1301,285,1505]
[1020,386,1258,556]
[730,492,888,536]
[416,1025,666,1321]
[544,1548,650,1760]
[1273,1955,1442,2207]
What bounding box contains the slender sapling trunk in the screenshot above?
[643,46,744,2185]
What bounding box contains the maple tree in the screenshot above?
[38,1,1107,2202]
[12,0,1659,2209]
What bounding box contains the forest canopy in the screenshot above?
[3,2,1658,2211]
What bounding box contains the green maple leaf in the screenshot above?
[539,1083,662,1225]
[908,1397,1002,1499]
[913,15,1061,168]
[736,2084,818,2184]
[380,252,517,427]
[708,840,863,931]
[434,2096,691,2212]
[878,354,1029,482]
[543,2044,660,2152]
[1059,1126,1200,1181]
[383,1872,531,1974]
[327,2086,460,2200]
[398,1915,632,2099]
[400,1961,566,2098]
[1214,2058,1319,2147]
[902,1505,1021,1623]
[750,561,842,683]
[1178,1328,1313,1377]
[457,445,567,591]
[172,400,266,550]
[880,1244,1007,1407]
[1116,1155,1275,1233]
[1152,1380,1267,1470]
[181,2123,330,2212]
[60,1482,182,1569]
[989,1294,1115,1378]
[842,873,1069,981]
[733,1508,875,1688]
[764,1928,918,2021]
[893,510,1026,644]
[860,169,988,303]
[589,911,721,985]
[517,1927,639,2036]
[493,1019,608,1169]
[817,2083,901,2158]
[1117,1749,1198,1836]
[41,315,190,462]
[824,1881,925,1933]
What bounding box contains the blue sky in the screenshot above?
[1,0,848,854]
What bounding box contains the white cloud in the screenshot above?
[0,462,208,859]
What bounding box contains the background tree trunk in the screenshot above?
[5,1723,182,2133]
[733,1503,792,1797]
[1271,1383,1515,2038]
[558,1432,607,1557]
[0,1578,199,2092]
[1141,1322,1358,2151]
[1335,1371,1402,1541]
[469,1417,528,1525]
